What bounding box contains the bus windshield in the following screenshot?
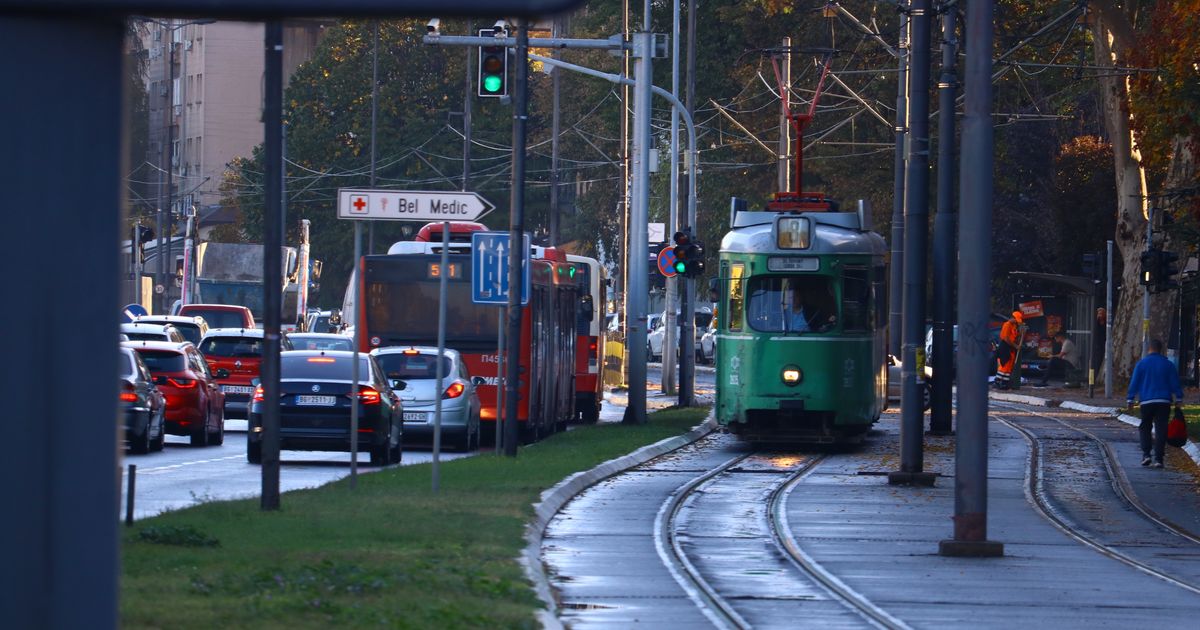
[364,257,495,345]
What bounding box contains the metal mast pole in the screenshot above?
[940,0,1003,558]
[929,4,957,435]
[463,20,472,191]
[163,27,177,313]
[504,21,530,453]
[368,20,378,254]
[1143,208,1152,355]
[663,0,680,397]
[888,4,909,357]
[893,0,934,485]
[778,37,792,192]
[261,19,284,510]
[1105,239,1113,397]
[623,31,652,424]
[619,0,630,387]
[550,17,562,245]
[679,0,697,407]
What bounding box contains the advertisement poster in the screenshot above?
[1018,300,1045,318]
[1046,315,1063,337]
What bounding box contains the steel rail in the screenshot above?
[995,408,1200,596]
[771,456,912,630]
[653,452,754,630]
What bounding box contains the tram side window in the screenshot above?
[746,275,836,333]
[842,267,871,332]
[873,265,888,330]
[728,263,745,332]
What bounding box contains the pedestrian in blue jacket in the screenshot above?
[1126,339,1184,468]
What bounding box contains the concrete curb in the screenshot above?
[519,410,719,630]
[990,391,1200,467]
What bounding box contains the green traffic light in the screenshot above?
[483,75,503,93]
[569,266,576,278]
[674,261,687,273]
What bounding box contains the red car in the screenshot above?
[123,340,226,447]
[178,304,256,330]
[197,328,293,419]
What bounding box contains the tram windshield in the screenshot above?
[746,275,836,333]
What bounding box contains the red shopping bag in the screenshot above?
[1167,405,1188,448]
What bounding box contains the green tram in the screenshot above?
[715,197,888,443]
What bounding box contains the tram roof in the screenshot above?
[720,211,886,257]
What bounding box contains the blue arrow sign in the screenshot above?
[121,303,149,323]
[471,232,530,305]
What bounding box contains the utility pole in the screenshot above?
[505,21,531,452]
[929,4,958,435]
[778,37,792,192]
[368,20,378,255]
[623,30,653,423]
[888,3,910,357]
[679,0,698,407]
[891,0,935,486]
[549,16,562,245]
[260,19,283,510]
[663,0,681,397]
[940,0,1003,558]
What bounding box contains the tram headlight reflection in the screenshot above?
[781,365,803,385]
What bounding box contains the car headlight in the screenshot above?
[781,365,803,386]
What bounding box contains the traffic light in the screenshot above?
[134,225,154,263]
[672,230,706,278]
[1157,250,1180,292]
[1140,249,1159,287]
[477,29,508,98]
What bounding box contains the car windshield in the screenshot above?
[187,310,246,329]
[171,325,201,345]
[280,354,373,381]
[289,335,353,351]
[373,353,452,380]
[199,337,263,357]
[133,350,186,372]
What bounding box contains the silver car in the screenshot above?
[371,347,482,452]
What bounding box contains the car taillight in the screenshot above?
[443,381,465,399]
[357,388,381,405]
[588,341,598,359]
[252,385,264,402]
[119,390,138,403]
[168,377,196,388]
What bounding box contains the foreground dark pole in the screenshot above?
[929,5,958,435]
[940,0,1003,558]
[1,16,122,628]
[891,0,935,486]
[504,21,530,456]
[261,20,283,509]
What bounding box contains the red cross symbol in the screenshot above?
[350,195,368,214]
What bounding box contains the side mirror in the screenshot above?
[579,295,594,321]
[471,376,486,386]
[250,377,261,387]
[214,368,230,379]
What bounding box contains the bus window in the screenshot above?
[842,267,871,332]
[728,263,745,332]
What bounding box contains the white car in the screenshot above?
[647,309,713,362]
[371,346,483,452]
[699,322,717,364]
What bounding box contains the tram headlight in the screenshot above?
[781,365,803,386]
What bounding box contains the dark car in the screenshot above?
[119,347,166,453]
[247,350,403,466]
[124,340,226,447]
[198,328,294,419]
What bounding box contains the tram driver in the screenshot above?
[749,277,837,333]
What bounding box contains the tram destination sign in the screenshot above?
[337,188,494,223]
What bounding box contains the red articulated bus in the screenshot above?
[566,254,606,423]
[350,222,579,443]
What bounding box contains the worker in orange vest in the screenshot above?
[995,311,1025,390]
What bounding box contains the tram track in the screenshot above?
[655,448,907,629]
[995,403,1200,596]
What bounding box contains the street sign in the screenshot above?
[471,232,530,305]
[121,303,148,323]
[337,188,495,222]
[648,222,665,244]
[657,248,679,277]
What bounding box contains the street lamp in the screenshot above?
[136,16,215,312]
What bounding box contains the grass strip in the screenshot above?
[1181,404,1200,442]
[121,406,709,629]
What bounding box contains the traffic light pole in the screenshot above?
[504,21,530,454]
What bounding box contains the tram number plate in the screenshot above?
[296,395,337,406]
[403,412,428,423]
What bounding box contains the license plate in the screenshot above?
[223,385,253,394]
[403,412,428,423]
[296,395,337,406]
